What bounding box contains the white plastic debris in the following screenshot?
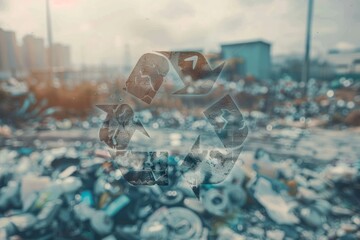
[21,175,51,203]
[297,187,319,201]
[90,210,114,235]
[299,207,325,227]
[58,166,78,179]
[313,199,332,215]
[217,227,245,240]
[9,214,37,232]
[183,198,205,213]
[60,177,82,193]
[267,229,285,240]
[341,223,358,233]
[248,227,265,238]
[325,164,358,183]
[0,228,7,239]
[253,178,299,225]
[331,206,353,216]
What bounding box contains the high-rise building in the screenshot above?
[0,27,72,80]
[51,43,71,69]
[221,40,271,80]
[0,29,10,79]
[22,34,48,72]
[0,28,23,79]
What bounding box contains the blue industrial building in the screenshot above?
[221,40,271,80]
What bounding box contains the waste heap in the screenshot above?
[0,146,359,240]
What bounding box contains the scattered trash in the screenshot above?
[266,229,285,240]
[253,177,299,225]
[299,207,325,227]
[0,88,359,239]
[0,141,359,239]
[325,163,358,183]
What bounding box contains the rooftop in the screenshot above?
[221,39,271,48]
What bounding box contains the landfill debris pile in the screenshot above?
[0,144,359,240]
[0,78,59,125]
[2,74,359,130]
[0,74,359,239]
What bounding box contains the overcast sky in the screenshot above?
[0,0,359,66]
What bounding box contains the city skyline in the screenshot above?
[0,0,359,66]
[0,28,71,79]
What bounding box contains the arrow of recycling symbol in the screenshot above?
[180,94,248,198]
[97,104,168,185]
[97,104,149,151]
[125,52,224,105]
[159,51,224,95]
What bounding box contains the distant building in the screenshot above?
[22,34,48,72]
[0,28,72,81]
[51,43,71,69]
[0,28,23,79]
[221,40,271,80]
[326,48,360,76]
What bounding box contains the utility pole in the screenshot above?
[302,0,314,126]
[46,0,53,82]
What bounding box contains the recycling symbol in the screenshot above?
[98,51,248,197]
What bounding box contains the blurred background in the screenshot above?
[0,0,360,239]
[0,0,359,127]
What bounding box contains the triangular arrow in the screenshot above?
[158,51,224,95]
